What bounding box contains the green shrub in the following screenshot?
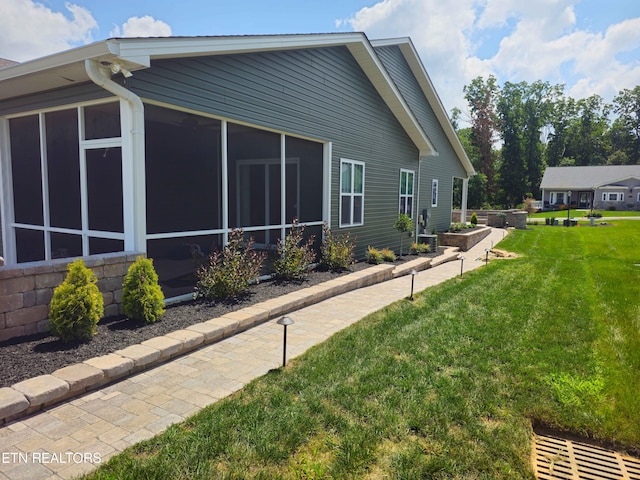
[319,223,355,271]
[195,229,266,300]
[367,246,384,264]
[273,220,316,280]
[49,259,104,342]
[380,248,397,262]
[448,222,472,232]
[409,242,431,255]
[470,212,478,225]
[122,256,165,323]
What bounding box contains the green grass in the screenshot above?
[85,222,640,479]
[529,209,640,218]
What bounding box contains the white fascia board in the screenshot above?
[371,38,475,176]
[345,39,437,157]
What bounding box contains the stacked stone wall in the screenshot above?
[0,253,141,342]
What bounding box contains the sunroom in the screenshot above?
[4,99,326,298]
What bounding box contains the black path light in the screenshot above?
[484,248,489,265]
[459,255,465,277]
[276,316,295,367]
[409,269,418,300]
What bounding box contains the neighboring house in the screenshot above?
[0,58,19,69]
[0,33,474,300]
[540,165,640,211]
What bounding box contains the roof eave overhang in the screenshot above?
[0,33,437,157]
[371,38,475,176]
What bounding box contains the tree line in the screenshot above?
[451,77,640,209]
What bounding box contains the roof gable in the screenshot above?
[0,33,441,157]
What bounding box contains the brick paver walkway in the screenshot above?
[0,229,506,479]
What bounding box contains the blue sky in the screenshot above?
[1,0,639,118]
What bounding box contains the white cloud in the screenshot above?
[110,16,172,38]
[338,0,640,117]
[0,0,97,62]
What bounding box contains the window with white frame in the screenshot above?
[550,192,565,205]
[431,179,439,207]
[399,169,415,217]
[602,192,624,202]
[340,159,364,227]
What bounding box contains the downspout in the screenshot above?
[85,59,146,253]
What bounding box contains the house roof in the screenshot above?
[0,58,18,69]
[540,165,640,190]
[0,33,469,162]
[371,38,474,176]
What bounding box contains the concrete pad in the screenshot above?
[186,322,226,343]
[165,329,205,350]
[12,374,70,408]
[141,336,184,360]
[84,354,134,381]
[0,387,29,419]
[52,363,105,395]
[115,344,162,369]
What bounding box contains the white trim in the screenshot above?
[339,158,365,227]
[323,143,332,229]
[431,179,439,207]
[399,168,415,218]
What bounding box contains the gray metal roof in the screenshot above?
[540,165,640,189]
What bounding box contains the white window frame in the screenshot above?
[399,169,415,217]
[602,192,623,202]
[431,179,439,207]
[339,158,365,227]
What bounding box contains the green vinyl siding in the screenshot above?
[375,45,468,232]
[127,46,420,257]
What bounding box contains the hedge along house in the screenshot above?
[0,33,474,302]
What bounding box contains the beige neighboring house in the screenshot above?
[0,58,18,69]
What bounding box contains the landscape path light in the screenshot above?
[484,248,489,265]
[276,316,295,367]
[459,255,465,277]
[409,269,418,300]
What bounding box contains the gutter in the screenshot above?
[84,59,146,252]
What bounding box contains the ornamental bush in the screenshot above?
[410,242,431,255]
[367,246,384,264]
[319,223,355,271]
[380,248,397,262]
[122,256,165,323]
[49,259,104,342]
[273,220,316,280]
[195,229,266,300]
[470,211,478,225]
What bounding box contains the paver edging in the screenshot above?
[0,255,448,425]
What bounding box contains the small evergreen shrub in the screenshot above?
[195,229,266,300]
[122,256,165,323]
[319,223,355,271]
[380,248,397,262]
[410,242,431,255]
[470,212,478,225]
[49,259,104,342]
[273,220,316,280]
[367,246,384,264]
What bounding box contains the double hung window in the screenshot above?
[399,169,415,217]
[340,159,364,227]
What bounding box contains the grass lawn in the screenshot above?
[529,209,640,219]
[85,221,640,479]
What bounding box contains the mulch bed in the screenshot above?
[0,255,437,388]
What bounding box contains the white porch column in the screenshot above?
[461,177,469,224]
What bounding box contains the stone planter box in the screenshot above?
[438,226,492,251]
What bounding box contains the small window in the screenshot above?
[431,179,439,207]
[340,159,365,227]
[603,192,623,202]
[399,169,414,217]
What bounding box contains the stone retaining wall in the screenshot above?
[0,253,141,342]
[438,226,492,251]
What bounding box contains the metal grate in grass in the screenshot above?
[533,433,640,479]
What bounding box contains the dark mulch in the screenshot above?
[0,258,421,388]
